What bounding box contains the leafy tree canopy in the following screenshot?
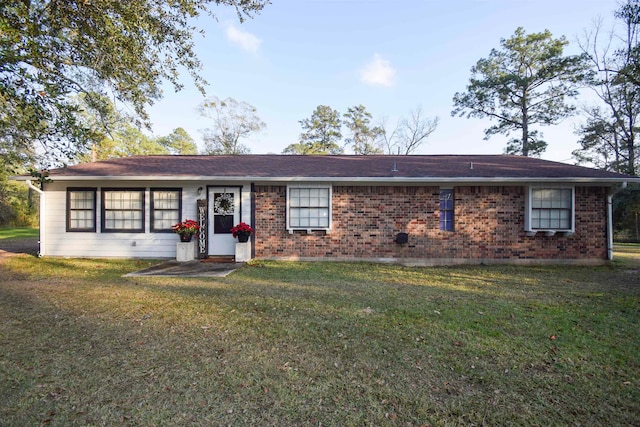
[284,104,438,155]
[452,27,591,157]
[284,105,343,155]
[343,105,384,155]
[73,94,197,161]
[0,0,267,170]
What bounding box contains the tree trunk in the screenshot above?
[522,103,529,157]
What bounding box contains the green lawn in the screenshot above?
[0,227,38,240]
[0,249,639,426]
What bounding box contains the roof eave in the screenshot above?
[13,175,638,184]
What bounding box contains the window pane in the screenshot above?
[152,190,180,232]
[68,189,96,231]
[103,190,144,232]
[439,190,454,231]
[288,187,331,229]
[531,188,572,230]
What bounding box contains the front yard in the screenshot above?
[0,250,639,426]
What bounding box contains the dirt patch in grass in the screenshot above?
[0,238,38,257]
[0,228,39,257]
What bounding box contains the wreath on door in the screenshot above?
[214,192,234,215]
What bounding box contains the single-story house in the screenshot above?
[13,154,639,265]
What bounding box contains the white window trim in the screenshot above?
[286,184,332,234]
[524,185,575,236]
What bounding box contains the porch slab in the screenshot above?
[124,260,244,278]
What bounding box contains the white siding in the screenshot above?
[42,180,253,258]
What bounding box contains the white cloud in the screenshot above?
[360,53,396,87]
[226,24,261,54]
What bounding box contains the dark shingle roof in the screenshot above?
[38,154,637,183]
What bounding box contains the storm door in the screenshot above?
[208,187,241,256]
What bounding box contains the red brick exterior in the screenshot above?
[253,185,609,263]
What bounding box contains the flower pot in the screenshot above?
[180,234,193,242]
[237,232,250,243]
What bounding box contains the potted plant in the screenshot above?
[172,219,200,242]
[231,222,254,243]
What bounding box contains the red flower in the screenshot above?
[230,222,254,238]
[172,219,200,236]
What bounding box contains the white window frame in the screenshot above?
[286,184,332,234]
[524,185,575,235]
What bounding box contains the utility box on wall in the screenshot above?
[395,232,409,244]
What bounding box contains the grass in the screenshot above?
[0,248,639,425]
[0,227,38,240]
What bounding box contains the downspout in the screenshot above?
[250,182,256,260]
[25,180,45,257]
[607,182,628,261]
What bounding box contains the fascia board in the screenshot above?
[11,175,639,184]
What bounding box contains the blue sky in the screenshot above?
[147,0,620,163]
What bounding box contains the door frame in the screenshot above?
[207,185,243,256]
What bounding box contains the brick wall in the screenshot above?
[253,185,609,262]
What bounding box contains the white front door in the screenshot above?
[208,187,241,256]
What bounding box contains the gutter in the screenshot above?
[25,180,45,257]
[607,182,628,261]
[11,175,640,185]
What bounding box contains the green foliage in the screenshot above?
[157,128,198,155]
[0,0,267,169]
[199,96,266,155]
[452,27,591,157]
[0,162,38,227]
[613,184,640,241]
[574,1,640,176]
[286,105,344,155]
[70,94,197,160]
[343,105,384,154]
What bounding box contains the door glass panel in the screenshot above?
[213,192,234,234]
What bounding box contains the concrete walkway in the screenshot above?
[124,260,244,278]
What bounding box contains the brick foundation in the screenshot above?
[253,185,609,263]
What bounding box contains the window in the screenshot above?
[151,189,181,232]
[67,188,96,232]
[102,189,145,232]
[526,187,574,232]
[287,185,331,232]
[439,189,454,231]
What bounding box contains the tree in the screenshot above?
[0,0,267,169]
[199,96,266,155]
[282,142,319,155]
[157,128,198,155]
[74,95,197,161]
[452,27,591,156]
[0,158,38,227]
[343,105,384,154]
[378,107,439,155]
[572,107,622,172]
[284,105,343,155]
[613,184,640,241]
[573,1,640,175]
